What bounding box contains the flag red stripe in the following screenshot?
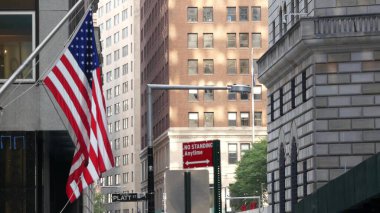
[44,77,88,159]
[61,54,91,108]
[52,66,90,137]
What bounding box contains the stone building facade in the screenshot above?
[259,0,380,212]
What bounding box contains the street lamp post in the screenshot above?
[146,84,251,213]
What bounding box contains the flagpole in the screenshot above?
[0,0,84,99]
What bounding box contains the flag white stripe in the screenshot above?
[56,60,91,121]
[70,181,80,198]
[64,50,92,95]
[48,73,90,144]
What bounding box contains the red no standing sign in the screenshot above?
[183,140,214,169]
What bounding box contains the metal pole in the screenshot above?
[0,0,84,99]
[147,86,155,213]
[145,84,250,213]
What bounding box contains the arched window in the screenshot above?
[291,139,298,211]
[279,144,285,213]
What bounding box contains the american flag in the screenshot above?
[44,10,114,202]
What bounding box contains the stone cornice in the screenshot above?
[258,14,380,88]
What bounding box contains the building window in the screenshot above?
[227,59,237,74]
[228,112,237,126]
[302,71,307,102]
[114,138,120,150]
[253,85,262,100]
[203,33,213,48]
[122,9,128,21]
[114,14,119,26]
[188,112,199,127]
[123,82,128,93]
[241,92,249,100]
[106,88,112,100]
[114,120,120,132]
[252,33,262,48]
[115,156,120,167]
[106,19,111,30]
[114,67,120,79]
[252,7,261,21]
[188,89,198,101]
[279,88,284,116]
[123,63,128,74]
[203,7,213,22]
[106,36,112,47]
[123,136,128,147]
[254,112,262,126]
[227,33,237,48]
[291,140,298,212]
[240,112,249,126]
[239,33,249,47]
[108,123,113,133]
[291,78,296,109]
[228,91,236,100]
[239,6,248,21]
[240,59,249,74]
[187,7,198,22]
[123,118,128,129]
[122,27,128,39]
[106,106,112,117]
[204,89,214,101]
[279,144,286,213]
[122,45,128,57]
[270,94,274,121]
[106,1,111,13]
[106,54,111,65]
[204,112,214,127]
[114,102,120,114]
[204,59,214,74]
[228,143,237,164]
[0,13,35,81]
[272,21,276,44]
[114,85,120,97]
[188,33,198,48]
[188,59,198,75]
[304,0,308,13]
[123,100,128,111]
[114,49,120,61]
[106,71,112,82]
[240,143,250,156]
[227,7,236,21]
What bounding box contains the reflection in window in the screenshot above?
[203,59,214,74]
[203,7,213,22]
[239,7,248,21]
[188,112,199,127]
[188,59,198,75]
[188,89,198,101]
[187,7,198,22]
[227,7,236,21]
[240,143,250,157]
[204,112,214,127]
[228,143,237,164]
[227,33,236,48]
[187,33,198,48]
[240,112,250,126]
[204,89,214,101]
[254,112,262,126]
[227,59,237,74]
[228,112,237,126]
[0,13,34,80]
[239,33,249,47]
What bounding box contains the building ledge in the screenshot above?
[258,14,380,87]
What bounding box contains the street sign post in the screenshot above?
[183,140,214,169]
[112,193,147,202]
[182,140,222,213]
